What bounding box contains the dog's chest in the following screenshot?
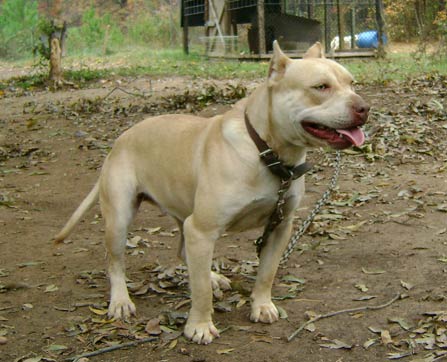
[227,194,281,232]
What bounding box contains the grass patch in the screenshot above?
[1,47,446,90]
[341,53,447,84]
[63,47,267,80]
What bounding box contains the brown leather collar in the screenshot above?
[244,112,312,181]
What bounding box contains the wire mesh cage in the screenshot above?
[183,0,205,16]
[285,0,386,54]
[200,35,240,55]
[181,0,386,57]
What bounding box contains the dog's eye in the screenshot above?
[313,84,330,91]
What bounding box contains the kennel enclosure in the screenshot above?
[181,0,386,58]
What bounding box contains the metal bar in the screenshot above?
[350,6,355,49]
[257,0,266,54]
[182,1,189,55]
[337,0,343,50]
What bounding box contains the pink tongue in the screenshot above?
[336,128,365,147]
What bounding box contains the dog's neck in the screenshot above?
[245,83,307,167]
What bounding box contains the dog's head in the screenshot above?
[268,42,369,150]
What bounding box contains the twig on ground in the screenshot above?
[0,306,16,312]
[433,353,447,362]
[103,86,151,100]
[64,337,158,361]
[287,293,401,342]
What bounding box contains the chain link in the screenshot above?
[280,150,342,265]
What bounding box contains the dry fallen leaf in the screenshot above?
[388,316,412,331]
[381,330,393,346]
[400,280,414,290]
[167,339,178,350]
[145,318,162,335]
[217,348,235,355]
[355,283,369,292]
[277,306,288,319]
[353,295,377,301]
[44,284,59,293]
[126,235,142,248]
[304,323,316,332]
[319,337,353,350]
[362,267,386,275]
[22,303,33,311]
[146,226,162,234]
[387,352,413,360]
[251,335,274,344]
[89,306,108,316]
[363,338,377,349]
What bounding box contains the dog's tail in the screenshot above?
[53,181,100,243]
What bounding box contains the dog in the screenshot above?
[54,42,369,345]
[330,34,359,50]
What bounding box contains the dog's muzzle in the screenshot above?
[302,98,370,150]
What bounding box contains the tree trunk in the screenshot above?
[414,0,426,36]
[49,37,63,85]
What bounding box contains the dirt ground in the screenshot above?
[1,68,447,362]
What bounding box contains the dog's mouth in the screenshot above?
[302,121,365,149]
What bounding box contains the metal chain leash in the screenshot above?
[280,150,342,265]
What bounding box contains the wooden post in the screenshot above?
[375,0,386,57]
[350,6,356,49]
[102,24,110,55]
[324,0,331,53]
[308,0,314,19]
[232,21,238,52]
[205,0,210,54]
[183,3,189,55]
[257,0,266,55]
[337,0,343,50]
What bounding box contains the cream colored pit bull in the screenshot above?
[54,42,369,344]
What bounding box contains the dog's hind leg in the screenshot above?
[101,179,138,320]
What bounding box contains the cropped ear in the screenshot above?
[303,42,325,59]
[268,40,290,82]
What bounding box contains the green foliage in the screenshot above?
[384,0,446,41]
[0,0,39,59]
[127,12,179,48]
[66,6,124,55]
[33,18,58,61]
[65,7,178,56]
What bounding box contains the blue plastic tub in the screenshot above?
[356,30,387,48]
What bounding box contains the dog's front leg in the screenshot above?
[250,218,294,323]
[183,215,220,344]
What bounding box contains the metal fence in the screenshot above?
[182,0,386,57]
[283,0,386,54]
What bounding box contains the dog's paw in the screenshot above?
[184,320,220,345]
[211,271,232,291]
[250,301,279,324]
[108,298,136,320]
